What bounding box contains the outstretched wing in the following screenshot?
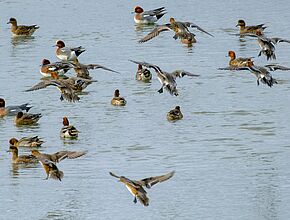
[171,70,200,78]
[182,22,213,37]
[264,64,290,71]
[269,37,290,44]
[139,24,171,43]
[25,80,63,92]
[85,64,120,74]
[136,171,175,188]
[129,60,163,74]
[55,150,87,162]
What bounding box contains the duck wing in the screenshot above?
[138,24,172,43]
[181,22,213,36]
[25,80,64,91]
[171,70,200,79]
[264,64,290,71]
[135,171,175,188]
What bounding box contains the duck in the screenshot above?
[138,17,213,44]
[0,98,32,117]
[31,149,86,163]
[247,30,290,60]
[236,19,266,35]
[9,146,38,164]
[60,117,79,138]
[37,158,64,181]
[9,136,44,148]
[135,64,152,82]
[40,59,73,77]
[130,60,199,96]
[237,60,278,87]
[72,60,120,80]
[227,51,253,68]
[167,106,183,121]
[111,89,127,106]
[7,17,39,36]
[55,40,85,62]
[14,112,41,126]
[25,72,80,102]
[109,171,175,206]
[133,6,166,24]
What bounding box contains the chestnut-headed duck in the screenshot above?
[135,64,152,82]
[139,17,213,44]
[133,6,166,24]
[7,17,39,36]
[60,117,79,138]
[9,146,38,164]
[55,40,85,62]
[40,59,73,77]
[130,60,199,96]
[236,19,266,35]
[9,136,44,148]
[111,89,127,106]
[0,98,32,117]
[72,60,120,80]
[227,51,253,68]
[26,72,80,102]
[167,106,183,121]
[14,112,41,126]
[31,149,86,163]
[109,171,175,206]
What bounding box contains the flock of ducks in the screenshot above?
[3,5,290,207]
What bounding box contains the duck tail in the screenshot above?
[156,12,166,20]
[51,170,64,181]
[138,195,149,207]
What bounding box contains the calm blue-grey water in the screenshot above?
[1,0,290,219]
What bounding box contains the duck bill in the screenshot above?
[7,21,11,24]
[235,24,239,27]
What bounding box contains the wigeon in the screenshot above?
[109,171,175,206]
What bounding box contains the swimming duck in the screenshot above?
[37,158,64,181]
[9,146,38,164]
[0,98,32,117]
[55,40,85,62]
[60,117,79,138]
[72,60,120,80]
[40,59,73,77]
[130,60,199,96]
[133,6,166,24]
[31,149,86,163]
[109,171,175,206]
[7,17,39,36]
[237,60,278,87]
[9,136,44,148]
[139,17,213,44]
[26,72,80,102]
[247,30,290,60]
[236,19,266,35]
[167,106,183,121]
[135,64,152,82]
[14,112,41,126]
[227,51,253,68]
[111,89,127,106]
